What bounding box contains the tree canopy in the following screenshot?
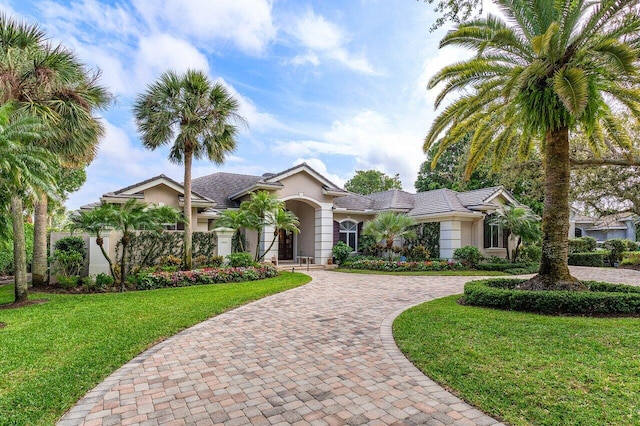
[344,170,402,195]
[424,0,640,289]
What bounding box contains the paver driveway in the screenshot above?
[58,267,639,426]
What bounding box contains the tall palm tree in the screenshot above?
[363,211,417,260]
[489,205,541,262]
[424,0,640,289]
[133,70,244,270]
[0,14,110,287]
[0,103,59,303]
[239,191,285,262]
[260,209,300,262]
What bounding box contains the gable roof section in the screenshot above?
[192,172,262,209]
[262,163,346,194]
[102,174,214,204]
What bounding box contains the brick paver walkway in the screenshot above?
[58,267,639,426]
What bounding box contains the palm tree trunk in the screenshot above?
[32,194,48,287]
[96,235,116,278]
[119,234,128,292]
[524,127,583,290]
[183,151,193,270]
[254,228,263,262]
[11,196,28,304]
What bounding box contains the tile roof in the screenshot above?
[191,172,263,209]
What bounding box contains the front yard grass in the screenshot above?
[393,295,640,425]
[0,272,310,426]
[335,269,509,276]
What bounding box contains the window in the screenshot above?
[484,214,503,248]
[339,220,358,251]
[575,227,583,238]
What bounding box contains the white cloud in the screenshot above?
[133,0,276,55]
[274,110,425,191]
[284,9,375,74]
[293,158,346,188]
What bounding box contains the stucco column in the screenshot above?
[315,206,334,264]
[261,225,278,262]
[89,233,110,276]
[214,227,235,259]
[440,220,462,259]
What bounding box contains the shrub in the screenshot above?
[51,249,85,280]
[56,275,79,289]
[134,264,279,290]
[157,255,182,268]
[226,252,255,268]
[340,259,463,272]
[621,252,640,266]
[208,255,224,268]
[402,245,430,261]
[603,239,631,265]
[332,242,352,265]
[568,252,605,267]
[54,236,85,254]
[463,278,640,315]
[519,244,542,262]
[568,236,597,253]
[453,246,482,268]
[476,262,538,273]
[194,255,208,268]
[96,272,115,288]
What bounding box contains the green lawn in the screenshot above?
[0,272,310,426]
[393,295,640,425]
[334,269,508,276]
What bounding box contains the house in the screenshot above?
[81,163,525,265]
[570,211,638,243]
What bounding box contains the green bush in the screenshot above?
[568,236,597,253]
[621,252,640,266]
[50,250,85,279]
[463,278,640,315]
[626,240,640,251]
[477,262,538,272]
[332,242,352,265]
[96,272,115,287]
[519,244,542,262]
[568,252,605,267]
[134,264,279,290]
[56,275,79,289]
[453,246,482,268]
[401,245,430,261]
[339,259,463,272]
[54,236,85,254]
[226,252,255,268]
[208,255,224,268]
[603,239,631,265]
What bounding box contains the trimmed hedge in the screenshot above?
[135,264,279,291]
[340,259,463,272]
[621,251,640,266]
[568,252,605,267]
[476,262,538,272]
[463,278,640,315]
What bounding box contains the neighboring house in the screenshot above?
[570,211,638,242]
[82,163,526,263]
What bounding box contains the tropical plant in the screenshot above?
[424,0,640,289]
[362,212,417,260]
[489,205,541,262]
[133,69,244,270]
[0,103,59,303]
[215,209,250,252]
[0,14,110,288]
[332,242,352,265]
[239,191,301,262]
[70,200,182,290]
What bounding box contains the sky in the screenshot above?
[3,0,476,209]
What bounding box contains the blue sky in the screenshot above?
[3,0,475,209]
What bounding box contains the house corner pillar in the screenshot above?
[315,206,334,265]
[439,220,462,260]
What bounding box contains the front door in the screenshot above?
[278,229,293,260]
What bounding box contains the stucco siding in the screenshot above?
[274,173,334,204]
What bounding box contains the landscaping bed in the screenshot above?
[0,272,310,425]
[393,295,640,425]
[463,278,640,315]
[340,258,464,272]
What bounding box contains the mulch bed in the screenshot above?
[0,299,48,310]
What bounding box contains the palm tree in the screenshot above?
[362,212,417,260]
[0,14,110,287]
[239,191,285,262]
[489,205,541,262]
[424,0,640,289]
[0,104,59,303]
[71,200,182,290]
[134,70,244,270]
[215,209,250,252]
[260,209,300,262]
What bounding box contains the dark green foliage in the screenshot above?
[401,245,430,261]
[54,236,86,255]
[453,246,482,268]
[134,264,279,291]
[519,244,542,262]
[94,273,115,289]
[568,252,606,267]
[339,259,463,272]
[476,262,538,272]
[463,279,640,315]
[568,237,597,253]
[332,242,352,265]
[226,252,255,268]
[55,275,79,289]
[0,222,34,275]
[404,223,440,259]
[603,239,632,264]
[51,236,86,285]
[621,252,640,266]
[344,170,402,195]
[357,234,380,256]
[116,231,217,272]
